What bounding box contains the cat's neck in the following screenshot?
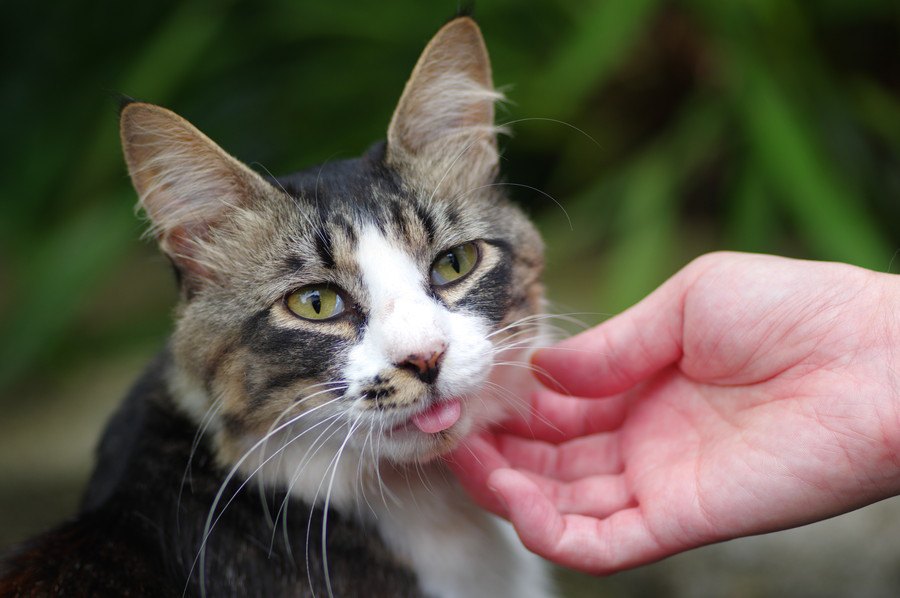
[165,348,551,598]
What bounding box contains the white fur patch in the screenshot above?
[346,227,493,414]
[220,228,552,597]
[369,466,553,598]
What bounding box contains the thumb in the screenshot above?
[533,259,704,397]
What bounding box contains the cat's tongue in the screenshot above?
[411,399,461,434]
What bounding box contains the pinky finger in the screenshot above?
[516,471,634,519]
[488,469,670,575]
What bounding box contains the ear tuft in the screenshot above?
[386,18,503,192]
[116,94,138,116]
[454,3,475,19]
[120,103,271,287]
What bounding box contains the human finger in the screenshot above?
[532,263,699,398]
[500,387,627,443]
[515,470,633,519]
[497,433,623,480]
[445,433,510,516]
[489,469,669,575]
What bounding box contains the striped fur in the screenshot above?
[1,17,552,598]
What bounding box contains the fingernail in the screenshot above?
[488,483,509,512]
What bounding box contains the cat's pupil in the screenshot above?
[308,291,321,313]
[448,251,461,273]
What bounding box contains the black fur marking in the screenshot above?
[282,254,305,274]
[388,200,411,243]
[414,203,437,245]
[337,216,358,246]
[243,368,311,411]
[363,385,396,406]
[314,224,335,269]
[272,144,406,227]
[240,310,346,380]
[445,205,462,226]
[257,369,312,395]
[483,237,513,252]
[456,245,513,326]
[0,353,421,596]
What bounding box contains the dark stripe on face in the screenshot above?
[445,205,461,226]
[388,200,411,242]
[282,254,305,274]
[314,225,335,269]
[414,203,437,245]
[249,368,311,399]
[456,249,513,326]
[240,310,347,380]
[337,216,358,246]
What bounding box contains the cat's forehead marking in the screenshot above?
[355,225,429,306]
[270,150,455,257]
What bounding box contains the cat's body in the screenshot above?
[1,18,553,597]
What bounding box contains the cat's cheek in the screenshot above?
[435,313,494,397]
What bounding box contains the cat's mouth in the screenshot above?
[389,398,462,435]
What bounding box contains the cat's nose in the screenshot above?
[397,346,445,385]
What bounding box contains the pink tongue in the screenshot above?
[412,399,461,434]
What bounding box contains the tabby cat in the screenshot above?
[0,17,552,598]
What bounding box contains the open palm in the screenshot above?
[449,252,900,574]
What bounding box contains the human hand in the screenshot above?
[449,252,900,574]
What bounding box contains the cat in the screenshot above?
[0,16,552,598]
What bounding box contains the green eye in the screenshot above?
[431,242,478,286]
[286,285,345,320]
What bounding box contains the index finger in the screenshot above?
[533,261,699,398]
[500,387,627,443]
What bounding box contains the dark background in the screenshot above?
[1,1,899,596]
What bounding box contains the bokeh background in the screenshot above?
[2,1,899,596]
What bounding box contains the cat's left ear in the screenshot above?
[386,17,503,195]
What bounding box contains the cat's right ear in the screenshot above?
[120,102,270,293]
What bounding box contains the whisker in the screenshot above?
[321,415,364,598]
[496,116,603,151]
[266,414,346,558]
[189,396,344,597]
[178,395,224,530]
[257,383,348,526]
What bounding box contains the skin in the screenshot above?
[447,251,900,575]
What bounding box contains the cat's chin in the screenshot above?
[378,410,474,464]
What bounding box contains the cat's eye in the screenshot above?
[431,242,478,286]
[285,285,345,321]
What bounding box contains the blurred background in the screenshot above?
[1,0,899,595]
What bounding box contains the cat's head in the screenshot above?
[120,18,544,467]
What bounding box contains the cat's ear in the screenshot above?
[386,17,503,193]
[120,102,271,291]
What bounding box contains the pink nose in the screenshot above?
[397,347,445,384]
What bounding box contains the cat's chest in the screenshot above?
[363,467,553,598]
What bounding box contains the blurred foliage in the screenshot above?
[1,0,898,400]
